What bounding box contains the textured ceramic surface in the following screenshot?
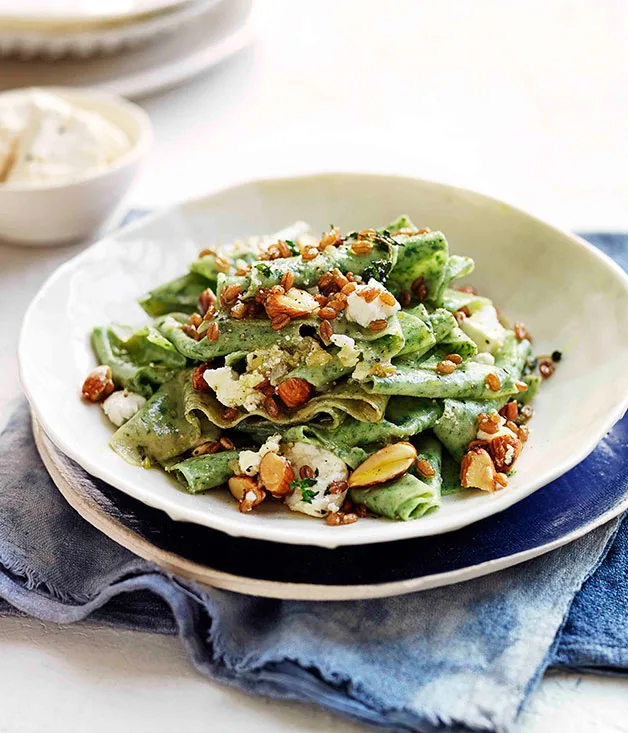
[0,0,253,98]
[33,411,628,600]
[19,173,628,547]
[0,0,192,24]
[0,87,152,245]
[0,0,220,60]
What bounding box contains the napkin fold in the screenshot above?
[0,231,626,733]
[0,400,626,733]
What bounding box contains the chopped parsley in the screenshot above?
[255,263,273,277]
[300,488,320,504]
[362,258,393,283]
[290,477,319,503]
[284,240,299,255]
[290,477,317,491]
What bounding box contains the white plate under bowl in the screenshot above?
[19,173,628,548]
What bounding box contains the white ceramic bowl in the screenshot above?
[0,87,152,246]
[18,172,628,547]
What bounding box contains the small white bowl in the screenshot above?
[0,87,152,247]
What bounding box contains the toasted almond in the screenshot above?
[495,472,509,488]
[320,319,333,343]
[300,465,315,479]
[205,322,220,342]
[301,246,319,261]
[228,476,266,512]
[326,511,358,526]
[259,453,295,497]
[230,302,248,320]
[320,227,341,248]
[277,378,312,408]
[477,412,500,434]
[415,458,435,478]
[539,359,554,378]
[342,282,357,295]
[515,380,528,392]
[281,271,295,291]
[436,360,457,375]
[270,314,291,330]
[499,400,519,422]
[198,288,216,315]
[445,353,463,365]
[328,480,348,494]
[81,365,115,403]
[357,228,376,240]
[192,363,211,391]
[318,306,338,320]
[516,424,530,443]
[348,442,417,489]
[485,373,501,392]
[460,448,498,492]
[222,406,238,421]
[199,248,216,258]
[351,240,373,255]
[335,274,350,289]
[514,322,531,341]
[219,436,235,450]
[182,324,201,340]
[264,394,280,418]
[488,433,522,472]
[368,319,388,332]
[362,287,380,303]
[379,291,397,306]
[188,312,203,328]
[265,287,318,319]
[220,284,242,307]
[400,290,412,308]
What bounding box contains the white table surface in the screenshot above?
[1,1,627,730]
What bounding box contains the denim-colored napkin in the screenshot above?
[0,232,626,733]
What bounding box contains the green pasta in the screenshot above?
[85,215,547,521]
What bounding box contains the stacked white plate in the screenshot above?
[0,0,252,97]
[0,0,215,57]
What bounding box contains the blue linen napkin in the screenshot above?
[0,233,626,733]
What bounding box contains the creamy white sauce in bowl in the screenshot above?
[0,86,152,245]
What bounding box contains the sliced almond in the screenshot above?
[487,433,522,472]
[348,442,417,489]
[81,365,115,403]
[228,475,257,501]
[259,452,295,497]
[264,287,318,319]
[228,476,266,513]
[460,448,499,492]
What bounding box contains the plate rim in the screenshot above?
[33,416,628,600]
[18,171,628,548]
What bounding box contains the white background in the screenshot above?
[1,1,627,731]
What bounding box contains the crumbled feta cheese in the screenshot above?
[5,91,129,186]
[283,442,349,517]
[330,334,360,367]
[345,279,400,328]
[460,304,507,354]
[246,345,293,385]
[101,390,145,427]
[237,434,282,476]
[473,352,495,366]
[504,444,516,466]
[202,366,265,412]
